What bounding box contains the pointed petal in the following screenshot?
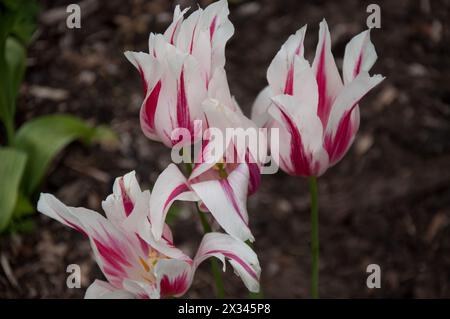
[325,72,384,165]
[149,164,198,240]
[124,51,163,141]
[194,232,261,293]
[267,26,307,95]
[190,163,254,242]
[163,5,190,45]
[102,171,142,228]
[200,0,234,76]
[37,194,139,288]
[312,19,344,129]
[343,29,377,84]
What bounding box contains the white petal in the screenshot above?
[102,171,142,228]
[343,29,377,84]
[326,72,384,138]
[267,25,307,95]
[312,19,344,128]
[190,164,254,242]
[85,280,136,299]
[269,95,329,176]
[154,259,193,298]
[149,164,198,240]
[194,232,261,293]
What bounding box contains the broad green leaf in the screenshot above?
[0,147,27,232]
[12,191,34,218]
[14,114,117,195]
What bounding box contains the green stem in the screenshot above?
[197,207,226,298]
[308,176,319,299]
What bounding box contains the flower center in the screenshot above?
[138,249,167,283]
[212,161,228,179]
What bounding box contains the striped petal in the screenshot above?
[267,25,307,95]
[269,95,329,176]
[312,19,344,129]
[325,72,384,165]
[193,232,261,293]
[124,51,163,141]
[102,171,142,228]
[343,29,377,84]
[190,163,254,242]
[37,194,140,289]
[149,164,198,240]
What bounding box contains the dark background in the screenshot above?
[1,0,449,298]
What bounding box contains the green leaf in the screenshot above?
[14,114,116,195]
[0,147,27,232]
[5,36,26,113]
[12,191,34,218]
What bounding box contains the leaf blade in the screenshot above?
[0,147,27,232]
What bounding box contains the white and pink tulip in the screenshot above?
[252,20,384,176]
[125,0,240,147]
[37,171,260,298]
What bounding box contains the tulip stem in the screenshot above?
[309,176,319,299]
[197,207,226,299]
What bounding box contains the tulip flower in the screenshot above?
[252,20,384,176]
[37,171,260,298]
[125,0,239,147]
[252,19,384,298]
[150,98,264,244]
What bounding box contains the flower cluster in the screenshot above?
[37,0,383,298]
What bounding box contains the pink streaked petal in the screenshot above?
[150,164,198,240]
[163,5,189,45]
[343,29,377,84]
[325,72,384,165]
[267,25,307,95]
[190,164,254,242]
[312,19,344,129]
[194,232,261,293]
[103,171,143,229]
[269,95,329,177]
[155,259,192,298]
[37,194,140,288]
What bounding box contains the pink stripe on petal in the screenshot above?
[316,45,331,128]
[163,184,189,211]
[119,177,134,217]
[93,238,129,274]
[220,179,247,225]
[278,107,312,176]
[142,80,162,131]
[176,68,192,133]
[209,16,218,42]
[206,249,258,281]
[353,53,363,78]
[284,64,294,95]
[62,218,87,237]
[160,272,189,297]
[137,65,148,96]
[325,106,357,164]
